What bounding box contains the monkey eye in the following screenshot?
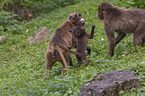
[78,13,81,16]
[77,18,80,20]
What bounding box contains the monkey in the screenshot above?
[98,2,145,57]
[69,25,95,66]
[5,7,34,20]
[19,8,34,20]
[45,13,85,78]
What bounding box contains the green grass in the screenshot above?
[0,0,145,95]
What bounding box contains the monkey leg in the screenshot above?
[64,52,73,66]
[54,45,68,68]
[76,54,82,65]
[133,21,145,46]
[80,53,90,67]
[45,50,57,79]
[108,38,116,57]
[69,56,73,66]
[86,46,91,55]
[133,32,142,47]
[54,45,71,76]
[60,62,70,75]
[105,24,116,57]
[133,35,144,47]
[106,31,116,57]
[61,64,66,75]
[115,32,126,46]
[141,39,145,46]
[60,52,71,75]
[84,59,91,67]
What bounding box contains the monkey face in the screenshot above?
[74,26,86,37]
[98,4,104,20]
[22,8,34,20]
[68,13,85,26]
[98,2,114,20]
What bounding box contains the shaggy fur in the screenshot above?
[98,2,145,56]
[45,13,85,78]
[70,25,95,66]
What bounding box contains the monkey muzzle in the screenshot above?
[80,18,84,22]
[79,18,85,26]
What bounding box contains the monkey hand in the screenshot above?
[74,51,79,55]
[92,25,96,29]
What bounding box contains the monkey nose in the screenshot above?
[80,18,84,22]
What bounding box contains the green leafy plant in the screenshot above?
[0,11,21,34]
[118,0,145,9]
[0,0,30,9]
[0,0,145,96]
[132,0,145,9]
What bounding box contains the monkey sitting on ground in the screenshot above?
[98,2,145,57]
[6,7,34,20]
[45,13,85,78]
[69,25,95,66]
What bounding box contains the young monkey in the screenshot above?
[70,25,95,66]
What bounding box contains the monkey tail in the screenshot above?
[54,44,79,55]
[54,45,68,68]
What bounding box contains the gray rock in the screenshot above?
[27,27,50,43]
[0,36,7,44]
[79,70,140,96]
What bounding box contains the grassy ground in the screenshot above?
[0,0,145,95]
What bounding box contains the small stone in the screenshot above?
[27,27,50,43]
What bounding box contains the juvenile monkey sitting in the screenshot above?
[69,25,95,66]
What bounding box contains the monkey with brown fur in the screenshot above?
[6,7,34,20]
[98,2,145,57]
[45,13,85,78]
[69,25,95,66]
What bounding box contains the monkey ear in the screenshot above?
[78,13,81,16]
[75,13,77,18]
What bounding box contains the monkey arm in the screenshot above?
[69,29,76,44]
[88,25,96,39]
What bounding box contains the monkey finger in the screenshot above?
[92,25,96,28]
